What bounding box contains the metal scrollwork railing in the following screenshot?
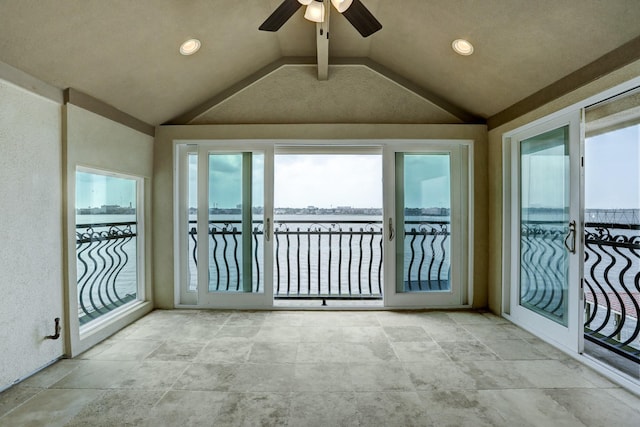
[404,221,450,291]
[187,219,454,301]
[584,222,640,363]
[273,221,383,299]
[520,220,640,363]
[188,221,263,293]
[520,222,568,323]
[76,222,138,325]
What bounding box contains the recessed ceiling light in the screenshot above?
[180,38,201,56]
[452,39,474,56]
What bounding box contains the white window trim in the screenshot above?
[67,165,151,357]
[173,139,474,310]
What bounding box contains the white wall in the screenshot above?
[0,79,63,390]
[64,104,154,356]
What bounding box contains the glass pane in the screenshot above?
[273,154,383,300]
[187,153,198,292]
[584,123,640,364]
[208,153,263,293]
[75,171,139,326]
[397,153,451,293]
[519,126,569,326]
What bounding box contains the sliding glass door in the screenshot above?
[176,141,471,309]
[176,144,273,308]
[508,112,582,353]
[383,143,470,307]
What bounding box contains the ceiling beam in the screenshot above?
[316,6,330,80]
[64,88,155,136]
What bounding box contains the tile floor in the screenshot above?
[1,310,639,426]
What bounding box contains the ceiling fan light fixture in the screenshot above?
[452,39,474,56]
[304,1,325,23]
[180,38,201,56]
[330,0,353,13]
[298,0,313,5]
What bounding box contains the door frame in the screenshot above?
[174,141,274,309]
[174,139,474,309]
[382,141,473,308]
[502,111,583,354]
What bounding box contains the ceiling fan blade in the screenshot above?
[259,0,303,32]
[342,0,382,37]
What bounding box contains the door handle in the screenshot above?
[265,218,271,242]
[564,220,576,254]
[388,218,395,241]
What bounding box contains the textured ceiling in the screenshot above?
[0,0,639,126]
[190,65,462,124]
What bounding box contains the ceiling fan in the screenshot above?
[259,0,382,38]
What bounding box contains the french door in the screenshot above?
[176,141,471,309]
[176,144,274,308]
[507,111,583,353]
[383,143,470,307]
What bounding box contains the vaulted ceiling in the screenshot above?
[1,0,639,126]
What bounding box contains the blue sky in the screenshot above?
[76,171,136,208]
[585,124,640,209]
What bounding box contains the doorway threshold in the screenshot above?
[273,299,384,309]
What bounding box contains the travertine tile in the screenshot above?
[144,340,208,362]
[438,341,500,362]
[214,392,290,426]
[142,390,227,427]
[391,341,450,363]
[405,361,478,391]
[19,359,80,388]
[5,309,640,427]
[349,362,415,391]
[65,389,163,427]
[248,342,298,363]
[545,388,640,427]
[0,386,41,418]
[287,391,358,427]
[355,391,432,427]
[49,360,138,389]
[293,363,353,391]
[419,390,503,427]
[513,360,600,389]
[195,337,253,363]
[85,339,160,361]
[172,363,241,392]
[108,361,189,390]
[341,326,388,343]
[384,325,433,342]
[481,339,551,360]
[0,389,102,427]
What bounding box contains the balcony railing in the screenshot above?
[76,222,138,325]
[274,221,383,300]
[187,219,451,302]
[521,221,640,363]
[584,222,640,363]
[404,221,450,292]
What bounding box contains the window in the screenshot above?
[75,168,144,328]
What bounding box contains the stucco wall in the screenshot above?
[0,79,63,390]
[487,59,640,314]
[64,104,154,355]
[153,124,489,309]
